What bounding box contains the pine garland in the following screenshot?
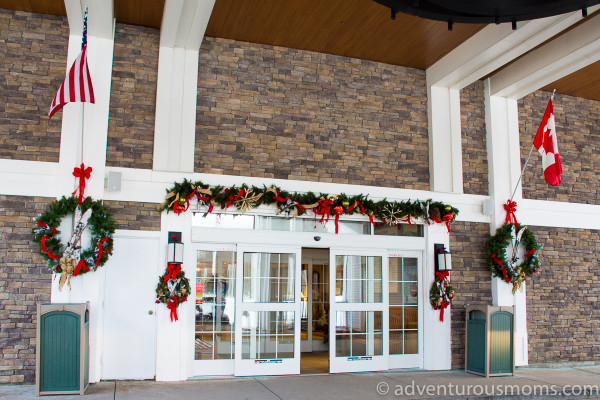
[32,196,115,274]
[486,223,541,294]
[158,178,459,229]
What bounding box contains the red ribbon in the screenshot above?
[332,205,343,234]
[36,220,57,235]
[40,236,61,260]
[430,215,441,224]
[503,200,518,230]
[525,248,536,257]
[72,258,90,277]
[168,297,179,322]
[72,163,92,205]
[314,199,332,226]
[500,267,511,283]
[368,214,375,226]
[439,301,449,322]
[435,270,449,282]
[95,237,110,268]
[402,215,413,227]
[164,263,182,282]
[272,190,290,203]
[225,188,245,210]
[442,213,453,233]
[490,253,504,266]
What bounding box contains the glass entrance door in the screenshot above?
[388,252,423,369]
[234,245,302,376]
[329,249,388,373]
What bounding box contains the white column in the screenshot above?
[52,0,115,383]
[427,85,463,193]
[153,0,215,173]
[483,79,528,365]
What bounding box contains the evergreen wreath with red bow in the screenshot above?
[32,195,115,276]
[429,271,454,322]
[486,223,541,294]
[156,264,190,322]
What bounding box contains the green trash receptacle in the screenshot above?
[465,304,514,377]
[36,303,89,396]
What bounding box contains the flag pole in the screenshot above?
[509,89,556,203]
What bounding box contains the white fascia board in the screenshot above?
[427,6,600,90]
[490,13,600,99]
[519,199,600,230]
[103,167,491,223]
[0,160,59,198]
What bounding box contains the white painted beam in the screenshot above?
[490,13,600,99]
[427,86,463,193]
[427,6,600,90]
[153,0,216,173]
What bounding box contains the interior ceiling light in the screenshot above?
[374,0,599,27]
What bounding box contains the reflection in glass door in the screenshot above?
[329,250,388,373]
[389,254,422,369]
[193,246,237,375]
[301,258,329,353]
[234,247,301,376]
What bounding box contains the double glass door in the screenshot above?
[234,245,302,376]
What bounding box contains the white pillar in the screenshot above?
[484,79,528,366]
[427,85,463,193]
[152,0,215,173]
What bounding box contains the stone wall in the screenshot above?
[0,10,68,162]
[526,226,600,365]
[518,91,600,205]
[460,80,488,195]
[104,200,161,231]
[195,37,430,189]
[0,195,52,383]
[449,221,492,369]
[106,23,159,170]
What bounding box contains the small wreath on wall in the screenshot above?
[32,195,115,291]
[429,271,454,322]
[156,264,190,322]
[486,223,541,294]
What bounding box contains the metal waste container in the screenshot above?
[465,304,514,377]
[36,303,89,396]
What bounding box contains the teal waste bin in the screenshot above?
[465,305,514,377]
[36,303,89,396]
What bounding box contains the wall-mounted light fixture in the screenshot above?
[434,243,452,272]
[168,231,183,264]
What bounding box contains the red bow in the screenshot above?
[225,188,245,210]
[72,163,92,205]
[168,296,179,322]
[314,198,332,227]
[435,270,449,282]
[37,221,60,259]
[73,258,90,277]
[442,213,453,233]
[503,200,518,230]
[164,263,181,281]
[95,237,110,268]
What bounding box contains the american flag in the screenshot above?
[48,9,95,118]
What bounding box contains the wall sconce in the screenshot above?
[168,231,183,264]
[434,244,452,271]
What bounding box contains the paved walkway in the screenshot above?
[2,366,599,399]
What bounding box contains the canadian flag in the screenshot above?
[533,99,562,186]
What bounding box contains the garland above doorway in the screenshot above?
[159,179,459,233]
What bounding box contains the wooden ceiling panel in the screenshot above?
[205,0,484,70]
[0,0,66,16]
[541,61,600,101]
[114,0,163,29]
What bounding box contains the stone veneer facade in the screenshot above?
[518,91,600,205]
[460,80,488,196]
[106,23,159,170]
[0,10,67,162]
[104,201,161,231]
[525,227,600,365]
[195,37,430,189]
[0,196,53,383]
[449,221,493,369]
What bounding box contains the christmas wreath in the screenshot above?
[156,264,190,322]
[32,195,115,290]
[486,223,541,294]
[429,271,454,322]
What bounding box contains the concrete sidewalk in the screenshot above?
[1,366,599,400]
